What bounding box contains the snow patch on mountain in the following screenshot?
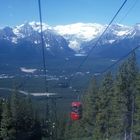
[20,67,37,73]
[108,40,115,44]
[12,21,52,41]
[11,37,18,44]
[68,40,80,50]
[13,24,26,38]
[54,23,104,40]
[106,24,131,37]
[13,22,51,34]
[117,30,130,36]
[29,21,51,31]
[112,25,131,37]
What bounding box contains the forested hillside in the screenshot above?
[0,52,140,140]
[65,52,140,140]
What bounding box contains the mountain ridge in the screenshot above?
[1,22,140,52]
[0,22,140,62]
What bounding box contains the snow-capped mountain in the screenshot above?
[54,23,140,55]
[0,22,140,55]
[0,22,74,57]
[53,23,136,50]
[53,23,104,51]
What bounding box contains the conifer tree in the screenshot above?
[93,72,114,140]
[18,94,41,140]
[66,120,88,139]
[10,90,21,138]
[0,99,3,123]
[0,101,16,140]
[24,94,41,139]
[133,74,140,140]
[57,115,66,140]
[24,94,34,132]
[82,77,99,137]
[64,119,72,140]
[0,98,4,140]
[115,52,138,140]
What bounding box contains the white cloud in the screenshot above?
[68,40,80,50]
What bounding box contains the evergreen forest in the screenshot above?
[0,52,140,140]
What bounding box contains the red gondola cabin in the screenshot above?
[70,102,82,121]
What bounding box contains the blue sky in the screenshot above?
[0,0,140,27]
